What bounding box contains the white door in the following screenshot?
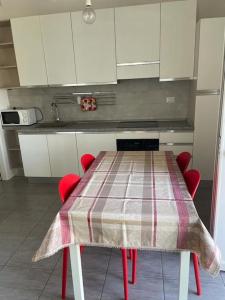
[115,4,160,79]
[71,9,117,84]
[19,134,51,177]
[47,134,79,177]
[160,0,197,81]
[76,133,116,174]
[40,13,77,85]
[196,18,225,91]
[193,95,220,180]
[11,16,47,86]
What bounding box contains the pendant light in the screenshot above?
[83,0,96,24]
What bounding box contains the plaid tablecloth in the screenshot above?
[33,151,220,276]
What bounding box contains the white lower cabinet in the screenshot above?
[159,131,194,158]
[47,134,79,177]
[19,133,79,177]
[19,131,194,178]
[19,134,51,177]
[76,133,117,174]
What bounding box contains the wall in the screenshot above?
[7,78,192,122]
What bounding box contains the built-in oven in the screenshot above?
[116,139,159,151]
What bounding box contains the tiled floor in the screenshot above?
[0,176,224,300]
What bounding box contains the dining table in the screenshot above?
[33,150,221,300]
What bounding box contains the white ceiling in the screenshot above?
[0,0,224,21]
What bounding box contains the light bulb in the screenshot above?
[83,5,96,24]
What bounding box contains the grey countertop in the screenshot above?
[3,120,194,133]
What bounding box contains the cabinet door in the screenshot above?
[71,9,116,84]
[40,13,77,85]
[47,134,79,177]
[76,133,116,174]
[115,4,160,79]
[196,18,225,91]
[160,0,197,81]
[19,134,51,177]
[193,95,220,180]
[11,16,47,86]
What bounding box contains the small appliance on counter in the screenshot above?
[1,108,37,126]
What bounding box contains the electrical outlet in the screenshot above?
[166,97,175,104]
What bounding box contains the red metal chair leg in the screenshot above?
[62,247,69,299]
[192,253,202,296]
[131,249,137,284]
[80,245,85,254]
[121,248,129,300]
[127,249,133,260]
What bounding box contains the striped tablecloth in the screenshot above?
[33,151,220,276]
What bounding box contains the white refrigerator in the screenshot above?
[193,17,225,270]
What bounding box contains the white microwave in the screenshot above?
[1,108,37,126]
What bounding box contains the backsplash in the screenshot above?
[7,79,192,122]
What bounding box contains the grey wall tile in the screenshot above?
[8,79,192,122]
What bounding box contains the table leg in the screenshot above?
[179,251,190,300]
[69,244,85,300]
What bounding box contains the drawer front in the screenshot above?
[116,131,159,139]
[159,144,193,156]
[160,132,194,143]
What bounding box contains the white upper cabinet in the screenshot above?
[115,4,160,79]
[11,16,47,86]
[71,9,117,85]
[40,13,77,85]
[160,0,197,81]
[196,18,225,91]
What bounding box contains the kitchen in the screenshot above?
[0,0,224,299]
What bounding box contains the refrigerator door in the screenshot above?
[193,94,221,180]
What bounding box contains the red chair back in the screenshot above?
[176,152,192,174]
[58,174,81,203]
[81,153,95,172]
[183,169,201,200]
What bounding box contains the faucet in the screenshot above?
[51,102,60,121]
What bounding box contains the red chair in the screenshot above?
[59,174,81,299]
[183,169,202,296]
[81,153,95,172]
[80,153,136,300]
[176,152,192,174]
